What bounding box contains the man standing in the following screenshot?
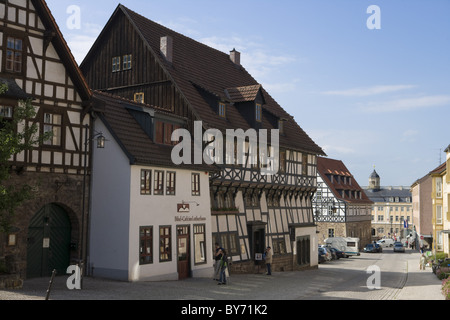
[265,247,273,276]
[213,243,223,281]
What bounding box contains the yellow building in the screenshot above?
[430,162,446,253]
[443,146,450,255]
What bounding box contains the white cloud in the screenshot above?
[322,85,417,97]
[66,34,98,64]
[360,95,450,113]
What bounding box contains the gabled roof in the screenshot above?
[81,4,325,156]
[32,0,91,101]
[317,157,373,204]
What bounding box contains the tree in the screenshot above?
[0,84,51,233]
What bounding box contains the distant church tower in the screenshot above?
[369,167,381,191]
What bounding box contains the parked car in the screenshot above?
[377,239,394,248]
[318,247,327,264]
[364,243,382,253]
[393,242,405,253]
[320,246,333,261]
[329,247,346,259]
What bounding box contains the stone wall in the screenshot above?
[229,254,317,274]
[0,170,88,279]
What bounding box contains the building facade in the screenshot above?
[0,0,93,279]
[88,92,214,282]
[364,170,413,242]
[81,4,326,279]
[443,146,450,255]
[313,157,373,250]
[430,162,446,253]
[411,174,434,250]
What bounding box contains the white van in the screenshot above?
[325,237,360,257]
[377,239,394,248]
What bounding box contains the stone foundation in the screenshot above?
[0,274,23,290]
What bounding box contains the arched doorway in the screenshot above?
[26,204,72,278]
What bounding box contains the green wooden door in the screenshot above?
[26,204,72,278]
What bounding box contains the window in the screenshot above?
[302,154,308,176]
[140,227,153,265]
[159,226,171,262]
[155,120,181,146]
[123,54,132,70]
[154,170,164,195]
[328,229,335,238]
[255,103,262,122]
[219,103,226,118]
[43,113,62,146]
[279,151,286,173]
[213,232,240,256]
[194,225,207,265]
[436,177,443,198]
[166,171,176,195]
[0,106,13,119]
[192,173,201,196]
[6,37,23,73]
[140,170,152,195]
[112,56,121,72]
[296,236,311,266]
[273,238,287,255]
[0,106,13,129]
[134,92,144,104]
[436,205,443,225]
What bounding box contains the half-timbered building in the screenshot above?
[314,157,373,250]
[0,0,93,280]
[81,4,326,277]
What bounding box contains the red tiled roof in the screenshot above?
[317,157,373,204]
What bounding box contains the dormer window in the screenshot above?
[219,102,226,118]
[256,103,262,122]
[6,36,23,73]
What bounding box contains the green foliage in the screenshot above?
[442,278,450,300]
[0,83,52,233]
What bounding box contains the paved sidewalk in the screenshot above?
[0,252,445,301]
[396,251,444,300]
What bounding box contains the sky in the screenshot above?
[46,0,450,187]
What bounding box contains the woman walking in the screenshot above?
[218,249,228,285]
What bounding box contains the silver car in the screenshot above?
[393,242,405,253]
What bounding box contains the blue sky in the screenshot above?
[46,0,450,187]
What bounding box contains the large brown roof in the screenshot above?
[317,157,373,205]
[118,5,325,156]
[93,91,216,172]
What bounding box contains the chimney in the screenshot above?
[160,36,173,63]
[230,48,241,66]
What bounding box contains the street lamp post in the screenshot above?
[80,124,106,289]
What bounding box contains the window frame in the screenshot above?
[123,54,132,70]
[218,102,226,118]
[139,226,153,265]
[112,56,121,72]
[159,226,172,262]
[154,170,164,196]
[140,169,152,195]
[134,92,145,104]
[5,36,24,74]
[43,111,63,148]
[255,103,262,122]
[192,173,201,196]
[166,171,176,196]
